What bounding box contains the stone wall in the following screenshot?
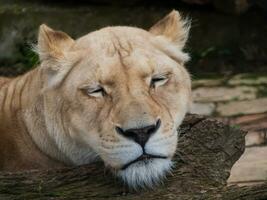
[191,74,267,116]
[190,73,267,147]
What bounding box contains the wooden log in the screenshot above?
[0,114,266,200]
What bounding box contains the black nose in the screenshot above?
[115,119,161,147]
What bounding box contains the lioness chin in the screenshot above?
[0,10,192,189]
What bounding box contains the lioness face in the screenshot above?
[38,11,191,188]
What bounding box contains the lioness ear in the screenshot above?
[37,24,74,62]
[149,10,190,49]
[37,24,76,88]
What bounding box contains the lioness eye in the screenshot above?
[150,75,168,88]
[82,86,106,97]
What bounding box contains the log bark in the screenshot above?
[0,114,266,200]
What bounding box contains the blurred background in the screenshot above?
[0,0,266,186]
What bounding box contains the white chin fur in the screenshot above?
[117,158,173,190]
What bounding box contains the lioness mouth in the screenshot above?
[121,153,167,170]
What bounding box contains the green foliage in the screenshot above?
[18,43,40,70]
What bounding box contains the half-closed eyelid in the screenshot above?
[150,73,171,88]
[79,84,106,96]
[79,84,99,91]
[89,87,103,93]
[152,72,171,81]
[153,75,167,80]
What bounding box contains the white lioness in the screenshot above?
[0,10,191,188]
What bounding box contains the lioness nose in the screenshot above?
[115,119,161,147]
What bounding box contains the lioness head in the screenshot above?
[36,10,191,188]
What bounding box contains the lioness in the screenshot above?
[0,10,191,188]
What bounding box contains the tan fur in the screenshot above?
[0,10,192,177]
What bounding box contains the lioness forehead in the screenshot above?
[70,27,178,84]
[74,26,151,51]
